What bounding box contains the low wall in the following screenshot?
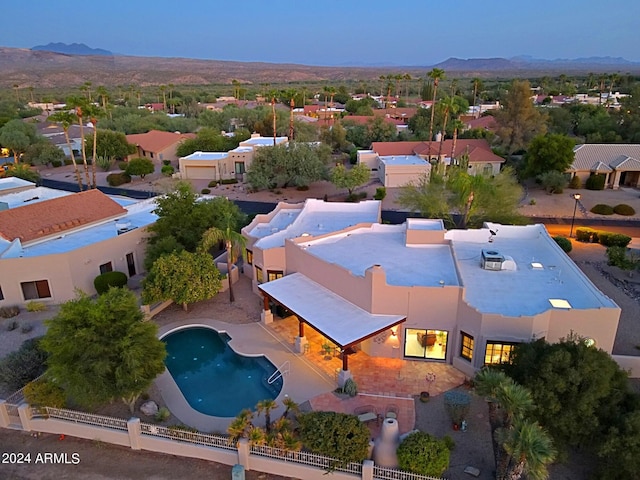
[613,355,640,378]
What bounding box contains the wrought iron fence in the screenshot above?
[139,422,236,451]
[250,444,363,475]
[373,465,443,480]
[30,407,129,431]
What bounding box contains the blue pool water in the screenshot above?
[163,327,283,417]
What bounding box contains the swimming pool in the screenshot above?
[162,326,283,417]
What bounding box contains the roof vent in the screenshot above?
[481,249,504,271]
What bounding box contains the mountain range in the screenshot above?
[1,43,639,89]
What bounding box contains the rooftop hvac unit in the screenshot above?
[481,249,504,271]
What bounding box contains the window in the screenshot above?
[0,285,4,301]
[246,249,253,265]
[255,266,264,284]
[99,262,113,274]
[150,152,154,159]
[267,270,283,282]
[235,162,246,174]
[484,341,517,365]
[21,280,51,300]
[460,332,474,362]
[403,328,448,361]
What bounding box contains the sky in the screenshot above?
[3,0,640,66]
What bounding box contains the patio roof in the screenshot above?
[258,272,405,348]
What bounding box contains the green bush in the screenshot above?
[24,378,66,408]
[537,171,568,194]
[585,174,606,190]
[606,246,640,272]
[0,337,48,391]
[162,159,171,166]
[374,187,387,200]
[93,271,128,294]
[568,175,581,189]
[118,161,128,170]
[26,301,46,312]
[51,159,63,168]
[125,157,155,179]
[553,235,573,253]
[0,305,20,318]
[342,378,358,397]
[201,188,211,194]
[155,406,171,422]
[106,172,131,187]
[64,158,74,166]
[599,232,632,248]
[397,431,450,477]
[613,204,636,216]
[208,180,218,188]
[590,204,614,215]
[161,165,174,176]
[220,178,238,185]
[298,411,370,468]
[96,156,112,172]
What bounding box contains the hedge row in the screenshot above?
[575,228,632,247]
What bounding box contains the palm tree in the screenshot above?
[247,426,266,446]
[49,110,83,191]
[427,68,445,159]
[450,118,465,162]
[281,397,299,419]
[199,212,246,303]
[255,399,277,435]
[436,96,460,169]
[472,78,482,117]
[84,103,103,189]
[403,73,412,104]
[495,383,534,429]
[96,86,109,114]
[228,409,253,444]
[159,85,167,111]
[66,96,90,189]
[496,420,556,480]
[475,368,514,464]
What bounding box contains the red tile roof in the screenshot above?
[371,139,505,163]
[464,116,498,131]
[0,190,126,244]
[126,130,195,154]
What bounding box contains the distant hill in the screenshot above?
[434,56,640,72]
[31,42,113,56]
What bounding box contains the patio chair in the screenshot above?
[354,405,378,423]
[385,404,399,419]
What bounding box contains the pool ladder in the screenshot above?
[268,360,290,384]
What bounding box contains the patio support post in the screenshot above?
[298,322,304,337]
[260,294,273,325]
[294,321,308,354]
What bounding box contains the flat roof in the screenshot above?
[0,177,35,192]
[407,218,445,231]
[446,223,619,316]
[181,151,228,161]
[0,186,72,208]
[252,199,380,249]
[379,155,428,166]
[259,272,405,347]
[241,137,288,147]
[303,224,460,287]
[248,208,302,240]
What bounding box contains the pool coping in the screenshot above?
[156,319,335,433]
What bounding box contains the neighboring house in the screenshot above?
[243,199,620,383]
[37,122,94,158]
[126,130,196,164]
[0,179,157,306]
[178,133,288,181]
[143,103,165,112]
[461,115,498,133]
[358,139,505,187]
[568,144,640,189]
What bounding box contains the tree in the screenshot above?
[66,96,91,188]
[0,338,48,392]
[247,142,330,190]
[524,134,575,178]
[199,199,247,303]
[255,399,277,435]
[175,128,247,157]
[495,80,547,158]
[320,123,348,152]
[84,102,104,188]
[4,163,41,183]
[427,68,446,153]
[22,142,65,166]
[142,250,222,312]
[0,119,38,164]
[84,129,135,161]
[330,163,370,196]
[125,157,155,179]
[41,288,166,412]
[49,110,83,189]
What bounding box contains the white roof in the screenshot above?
[181,151,229,161]
[250,199,380,249]
[446,223,618,316]
[0,177,35,193]
[302,223,460,287]
[0,185,72,208]
[259,272,405,347]
[379,155,429,166]
[240,136,288,147]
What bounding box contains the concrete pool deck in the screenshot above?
[156,318,336,433]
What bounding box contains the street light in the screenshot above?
[569,193,581,238]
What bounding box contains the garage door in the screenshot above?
[184,166,216,180]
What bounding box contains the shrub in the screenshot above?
[23,378,66,408]
[26,301,46,312]
[569,175,581,189]
[349,149,358,165]
[161,165,175,176]
[590,204,614,215]
[220,178,238,185]
[613,204,636,216]
[374,187,387,200]
[537,171,568,194]
[599,232,632,248]
[93,271,129,294]
[64,158,74,166]
[554,235,573,253]
[118,161,128,170]
[51,159,63,168]
[0,337,48,391]
[529,198,536,205]
[201,188,211,194]
[208,180,218,188]
[606,246,640,272]
[96,156,112,172]
[155,406,171,422]
[342,378,358,397]
[106,172,131,187]
[162,160,171,166]
[397,431,451,477]
[298,411,370,467]
[575,227,597,243]
[125,157,155,179]
[585,174,606,190]
[443,390,471,425]
[0,305,20,318]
